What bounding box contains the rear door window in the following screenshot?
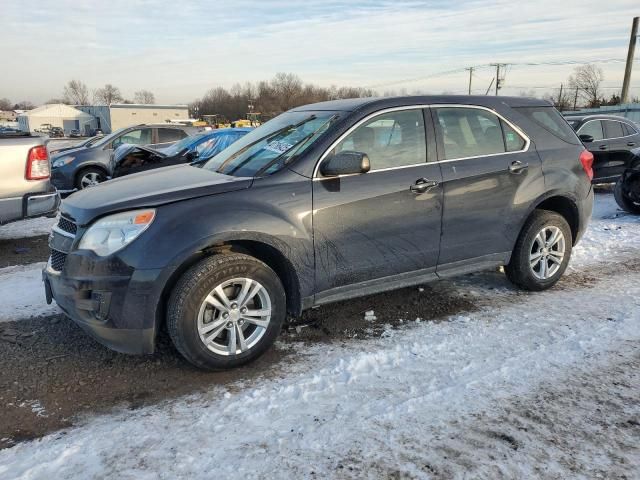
[515,106,581,144]
[602,120,625,139]
[158,128,187,143]
[434,107,508,160]
[577,121,604,140]
[622,123,637,136]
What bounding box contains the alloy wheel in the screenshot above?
[197,277,272,356]
[529,226,565,280]
[80,172,104,188]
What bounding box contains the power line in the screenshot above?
[363,57,638,90]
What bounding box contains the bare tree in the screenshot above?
[134,90,155,104]
[0,98,12,111]
[192,73,375,121]
[63,80,90,105]
[568,65,604,108]
[45,98,69,105]
[13,101,35,110]
[93,84,124,105]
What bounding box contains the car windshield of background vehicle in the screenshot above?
[203,111,339,177]
[163,134,203,156]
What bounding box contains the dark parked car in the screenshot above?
[614,164,640,214]
[44,96,593,370]
[110,128,251,179]
[50,124,196,191]
[566,114,640,183]
[49,127,64,138]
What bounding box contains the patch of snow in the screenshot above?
[363,310,376,321]
[18,400,47,418]
[1,268,639,478]
[0,216,56,240]
[0,263,58,322]
[571,193,640,268]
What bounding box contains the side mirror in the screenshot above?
[320,151,370,177]
[186,150,199,161]
[579,134,594,143]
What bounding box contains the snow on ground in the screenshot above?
[571,193,640,267]
[0,216,56,241]
[1,262,639,479]
[1,193,639,478]
[0,263,59,322]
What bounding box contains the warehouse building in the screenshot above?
[17,104,97,135]
[77,104,189,133]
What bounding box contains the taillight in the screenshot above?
[579,149,594,181]
[26,145,50,180]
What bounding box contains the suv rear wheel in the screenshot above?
[167,254,286,370]
[505,210,572,291]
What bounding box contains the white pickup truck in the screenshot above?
[0,132,60,224]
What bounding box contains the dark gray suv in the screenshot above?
[50,124,195,191]
[44,96,594,370]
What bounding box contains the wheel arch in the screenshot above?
[156,236,304,332]
[525,193,580,245]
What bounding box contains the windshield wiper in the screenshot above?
[253,114,339,177]
[216,115,317,174]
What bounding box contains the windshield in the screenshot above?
[162,133,201,156]
[90,127,130,148]
[202,111,339,177]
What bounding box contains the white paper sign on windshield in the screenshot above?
[264,140,294,154]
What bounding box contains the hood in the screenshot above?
[51,146,88,158]
[61,164,252,225]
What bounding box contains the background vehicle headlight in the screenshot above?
[78,209,156,256]
[52,155,74,168]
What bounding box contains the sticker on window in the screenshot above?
[506,133,516,142]
[264,140,294,154]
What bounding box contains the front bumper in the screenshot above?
[43,256,162,355]
[51,167,75,191]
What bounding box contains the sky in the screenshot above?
[1,0,639,105]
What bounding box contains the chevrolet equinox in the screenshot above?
[44,96,594,370]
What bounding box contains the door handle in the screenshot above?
[599,145,608,150]
[410,178,439,193]
[628,142,636,147]
[508,160,529,174]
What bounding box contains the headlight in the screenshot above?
[78,209,156,256]
[52,155,74,168]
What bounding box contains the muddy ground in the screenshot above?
[0,230,477,448]
[1,227,638,452]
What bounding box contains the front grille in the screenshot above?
[50,249,67,272]
[57,216,77,235]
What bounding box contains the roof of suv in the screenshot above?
[292,95,551,112]
[562,114,633,123]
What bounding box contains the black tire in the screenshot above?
[505,210,572,291]
[614,176,640,214]
[75,166,107,190]
[167,254,286,370]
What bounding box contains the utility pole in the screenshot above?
[485,78,495,96]
[490,63,508,95]
[621,16,639,104]
[557,83,564,108]
[573,86,579,111]
[466,67,474,95]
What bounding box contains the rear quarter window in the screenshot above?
[515,107,581,145]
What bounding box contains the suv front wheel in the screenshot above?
[167,254,286,370]
[505,210,572,291]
